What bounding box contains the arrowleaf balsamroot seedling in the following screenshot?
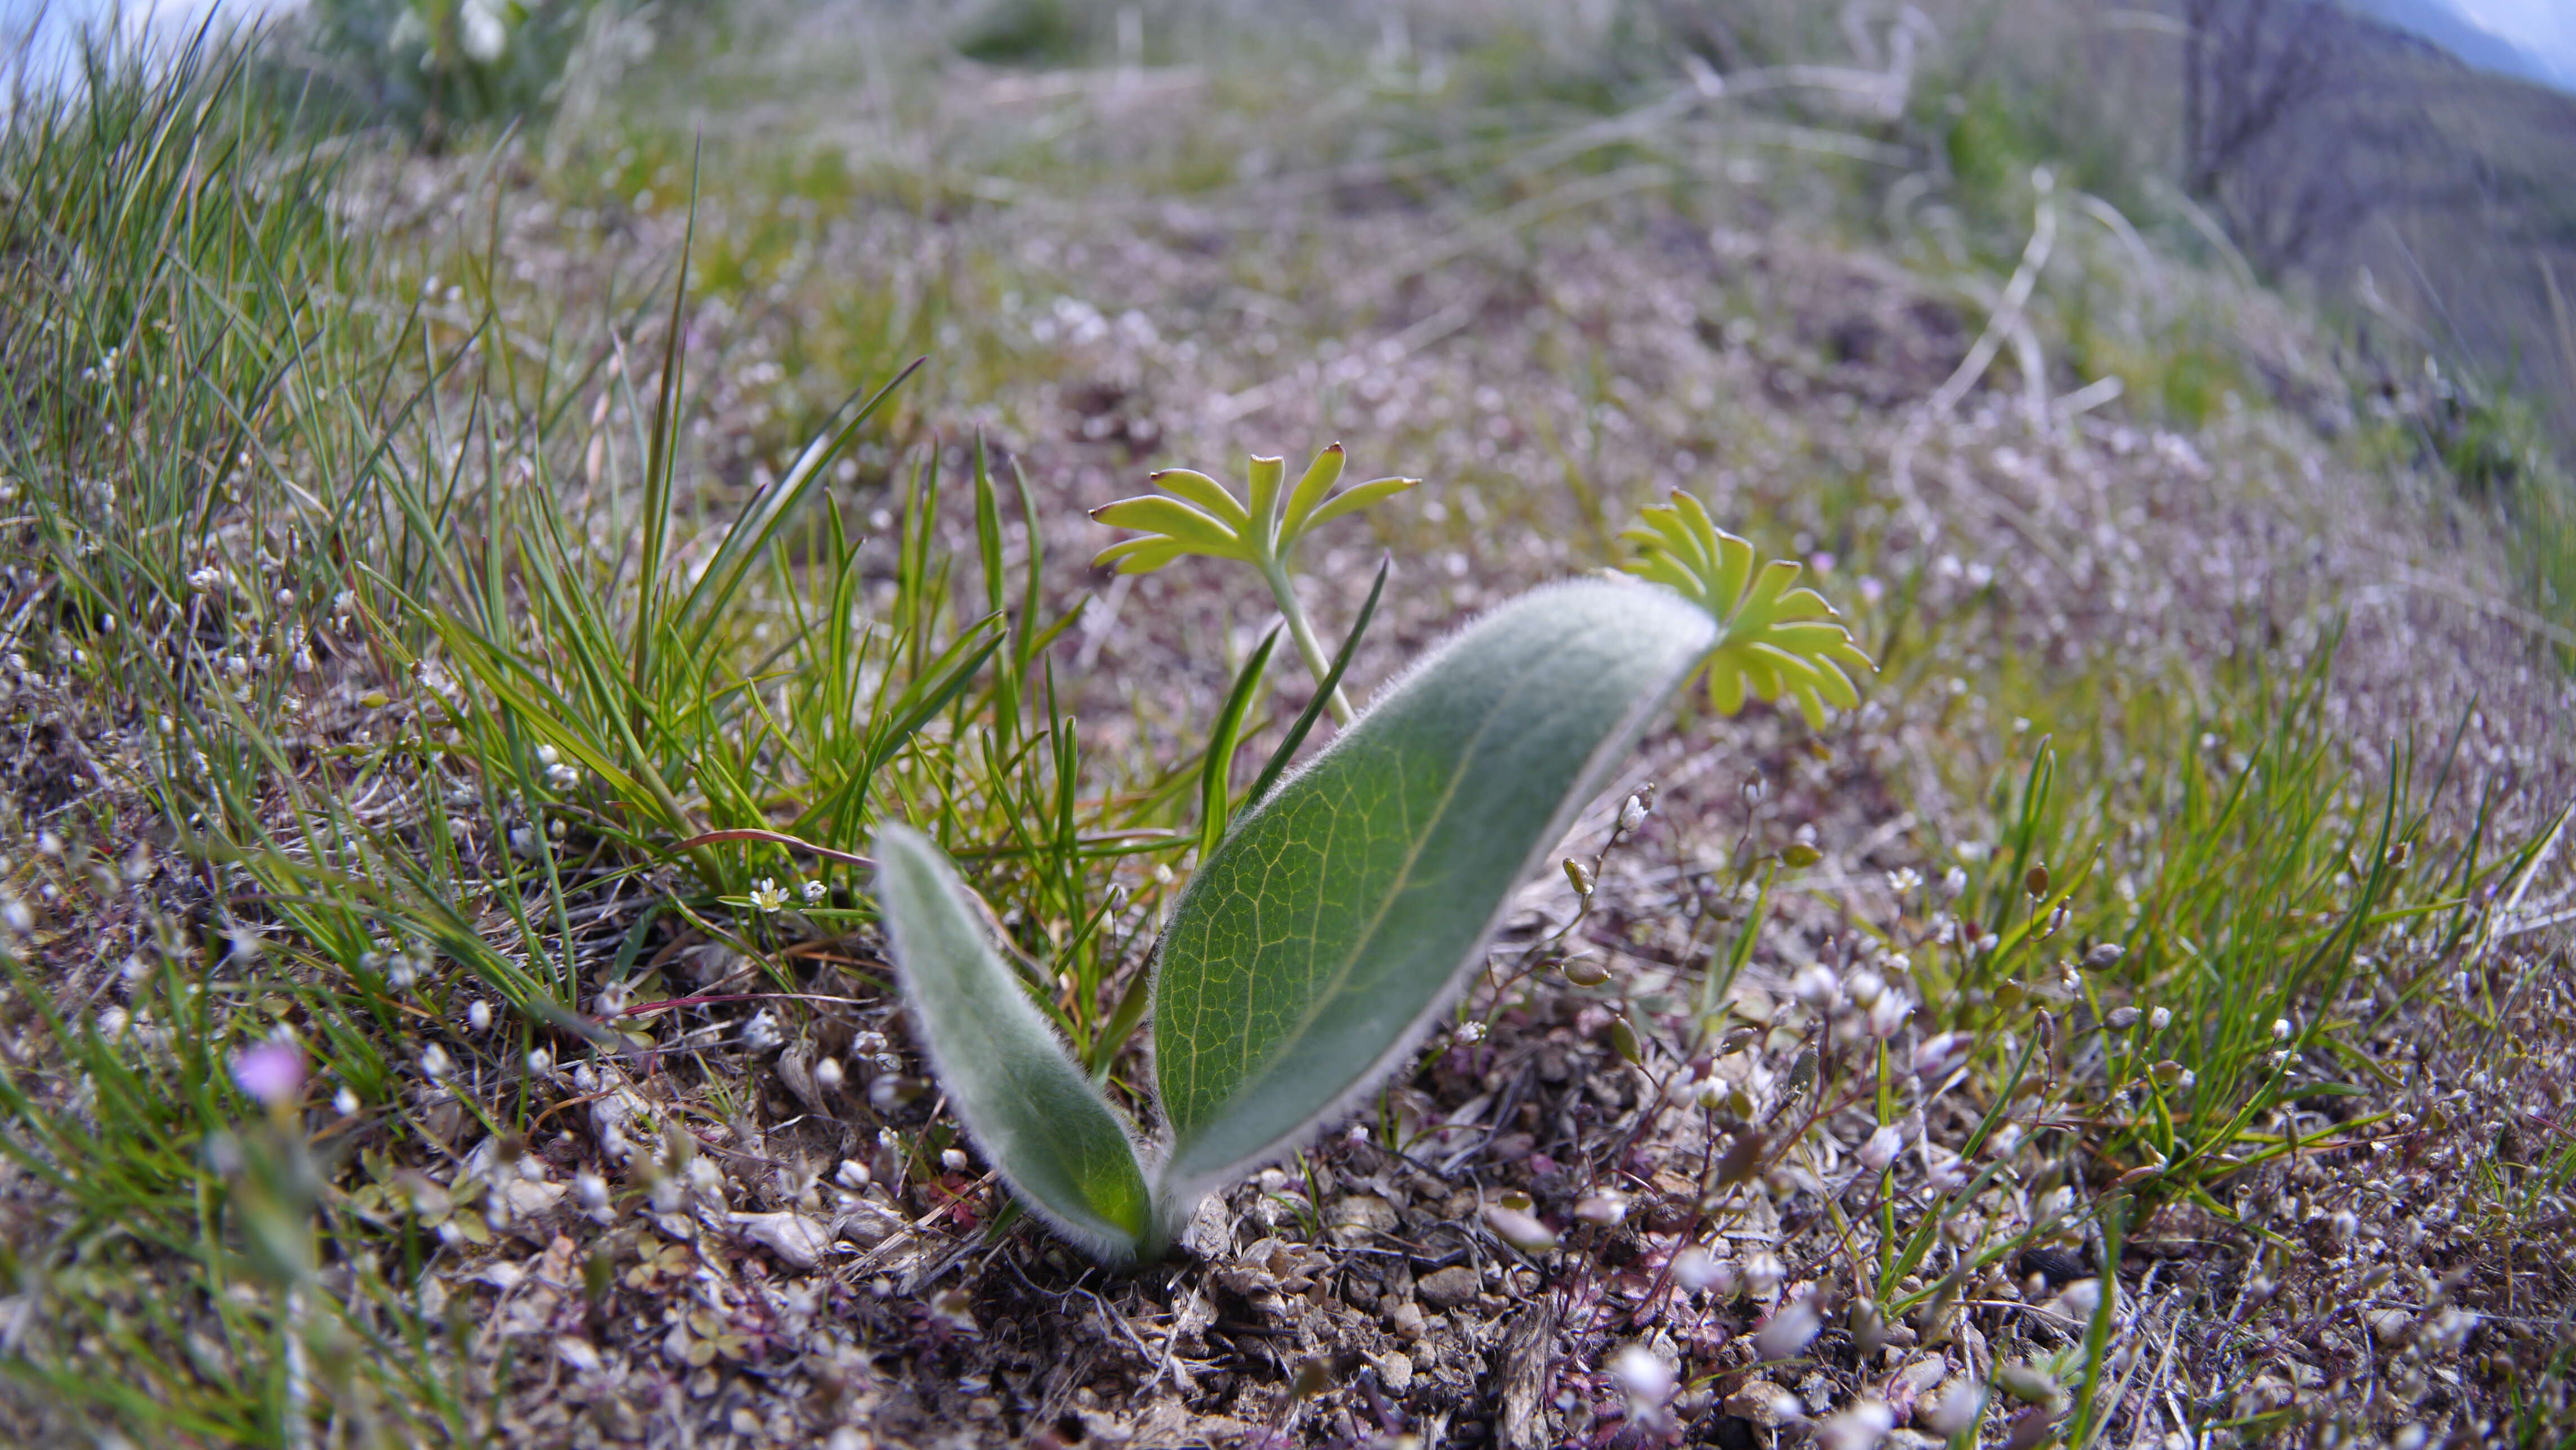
[879,454,1876,1260]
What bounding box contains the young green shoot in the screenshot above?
[879,472,1876,1260]
[1089,444,1415,723]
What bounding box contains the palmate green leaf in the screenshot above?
[1150,578,1717,1197]
[1086,445,1416,575]
[872,825,1156,1259]
[1618,490,1876,727]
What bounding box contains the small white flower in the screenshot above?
[1618,794,1650,834]
[527,1048,553,1076]
[1790,963,1841,1012]
[2271,1018,2291,1041]
[1609,1343,1675,1409]
[1671,1247,1736,1294]
[2148,1006,2172,1031]
[1754,1296,1822,1359]
[1867,990,1912,1037]
[421,1044,453,1080]
[334,1088,361,1117]
[749,878,790,914]
[801,879,827,906]
[1885,867,1922,895]
[576,1171,610,1212]
[467,1000,492,1033]
[459,0,507,62]
[813,1055,844,1091]
[1857,1123,1906,1172]
[940,1148,970,1174]
[1574,1192,1627,1225]
[1816,1400,1896,1450]
[1454,1019,1487,1044]
[1741,1250,1784,1298]
[1915,1031,1972,1082]
[740,1010,783,1053]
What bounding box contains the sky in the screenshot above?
[1,0,293,95]
[2454,0,2576,80]
[4,0,2573,102]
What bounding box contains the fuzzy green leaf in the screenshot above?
[1150,579,1717,1197]
[873,825,1154,1259]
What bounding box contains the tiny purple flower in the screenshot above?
[232,1043,306,1107]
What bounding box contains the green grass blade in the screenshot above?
[673,357,924,657]
[1151,578,1716,1201]
[630,142,701,720]
[1200,626,1281,860]
[873,825,1155,1260]
[1242,554,1389,813]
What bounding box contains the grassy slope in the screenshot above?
[0,3,2570,1445]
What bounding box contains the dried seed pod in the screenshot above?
[1287,1357,1331,1403]
[1710,1129,1766,1189]
[1779,1046,1818,1105]
[1608,1017,1644,1064]
[1561,957,1614,988]
[2024,863,2050,898]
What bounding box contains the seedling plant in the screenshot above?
[875,450,1874,1260]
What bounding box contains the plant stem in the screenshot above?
[1259,555,1353,726]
